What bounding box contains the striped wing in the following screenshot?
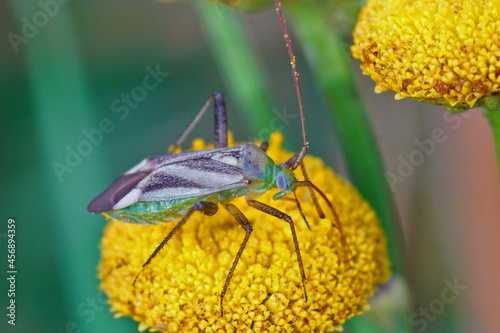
[88,145,248,213]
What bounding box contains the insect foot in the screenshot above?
[98,133,390,333]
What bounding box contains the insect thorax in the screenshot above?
[240,143,280,195]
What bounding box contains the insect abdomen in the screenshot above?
[105,195,215,225]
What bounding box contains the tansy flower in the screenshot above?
[98,133,390,332]
[351,0,500,109]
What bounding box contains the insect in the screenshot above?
[88,0,348,316]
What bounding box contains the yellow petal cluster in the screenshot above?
[351,0,500,108]
[98,133,390,332]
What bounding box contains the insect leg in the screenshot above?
[170,92,228,152]
[300,163,325,218]
[246,199,308,302]
[132,201,218,285]
[171,96,213,152]
[281,192,311,230]
[213,92,228,148]
[221,203,253,316]
[285,155,325,219]
[292,180,350,268]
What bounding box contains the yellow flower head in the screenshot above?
[351,0,500,109]
[98,133,390,332]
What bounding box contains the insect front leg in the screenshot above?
[246,198,308,303]
[281,192,311,230]
[299,163,325,218]
[292,180,351,269]
[170,92,228,152]
[221,203,253,317]
[133,201,218,285]
[284,155,325,219]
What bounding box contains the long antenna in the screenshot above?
[273,0,308,170]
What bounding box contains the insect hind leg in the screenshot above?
[213,92,228,148]
[132,201,218,286]
[170,92,229,152]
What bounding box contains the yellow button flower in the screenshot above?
[98,133,390,332]
[351,0,500,109]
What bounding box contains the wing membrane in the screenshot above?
[137,156,247,202]
[88,145,249,212]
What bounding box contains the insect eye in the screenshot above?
[277,175,287,191]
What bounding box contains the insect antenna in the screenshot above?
[275,0,324,224]
[274,0,308,170]
[292,180,351,269]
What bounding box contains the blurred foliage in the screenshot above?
[0,0,469,332]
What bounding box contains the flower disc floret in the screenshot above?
[351,0,500,108]
[98,133,390,332]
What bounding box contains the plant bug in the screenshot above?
[88,0,349,316]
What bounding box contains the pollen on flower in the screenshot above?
[351,0,500,108]
[98,132,390,332]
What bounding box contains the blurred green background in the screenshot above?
[1,1,499,333]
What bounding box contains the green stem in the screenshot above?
[485,108,500,173]
[287,3,405,274]
[9,2,132,331]
[194,0,280,138]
